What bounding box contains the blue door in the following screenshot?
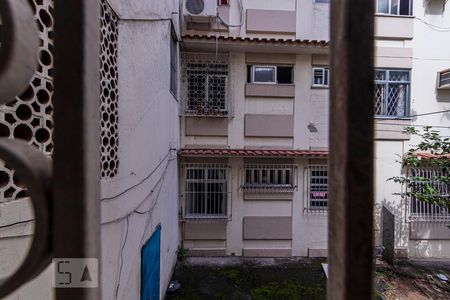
[141,225,161,300]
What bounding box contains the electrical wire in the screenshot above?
[113,155,170,298]
[114,216,129,300]
[415,17,450,32]
[217,0,244,28]
[101,156,175,225]
[101,148,175,201]
[389,109,450,120]
[0,219,34,229]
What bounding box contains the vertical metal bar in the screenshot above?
[329,0,375,299]
[53,1,100,299]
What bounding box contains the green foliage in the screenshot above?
[250,281,325,300]
[177,246,188,262]
[388,126,450,208]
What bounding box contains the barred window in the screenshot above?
[242,164,297,193]
[308,165,328,212]
[375,69,410,117]
[184,164,229,218]
[182,53,230,116]
[409,167,450,222]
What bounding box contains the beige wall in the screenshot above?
[179,157,329,257]
[246,9,296,34]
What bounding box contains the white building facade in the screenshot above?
[178,0,450,259]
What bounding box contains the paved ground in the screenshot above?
[166,257,450,300]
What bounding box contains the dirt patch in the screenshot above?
[376,259,450,300]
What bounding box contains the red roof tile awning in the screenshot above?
[182,34,329,47]
[179,148,328,158]
[413,151,450,160]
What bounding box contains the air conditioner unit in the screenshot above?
[184,0,218,24]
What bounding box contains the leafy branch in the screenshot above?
[388,126,450,208]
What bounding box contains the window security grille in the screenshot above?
[312,67,329,87]
[438,69,450,89]
[408,167,450,222]
[181,52,230,117]
[375,69,410,117]
[0,0,55,201]
[183,163,230,218]
[241,164,297,193]
[376,0,412,16]
[307,165,328,212]
[100,0,119,179]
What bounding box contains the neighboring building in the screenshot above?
[178,0,450,258]
[0,0,180,299]
[373,0,450,258]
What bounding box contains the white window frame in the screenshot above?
[251,65,277,84]
[312,67,330,87]
[374,68,410,118]
[241,164,297,193]
[183,163,230,219]
[307,165,329,213]
[375,0,412,16]
[437,69,450,90]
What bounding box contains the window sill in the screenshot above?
[183,112,230,118]
[374,13,414,19]
[183,216,228,221]
[374,116,412,120]
[242,188,295,194]
[311,85,329,90]
[304,208,328,215]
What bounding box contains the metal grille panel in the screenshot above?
[100,0,119,179]
[307,165,328,213]
[181,52,231,117]
[241,164,297,193]
[0,0,54,202]
[408,167,450,222]
[183,163,230,218]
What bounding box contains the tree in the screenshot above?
[389,126,450,209]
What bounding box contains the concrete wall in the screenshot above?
[0,200,52,300]
[101,0,181,298]
[101,13,180,300]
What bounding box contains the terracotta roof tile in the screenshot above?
[182,34,329,47]
[179,148,328,158]
[413,151,450,159]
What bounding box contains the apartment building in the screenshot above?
[178,0,450,258]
